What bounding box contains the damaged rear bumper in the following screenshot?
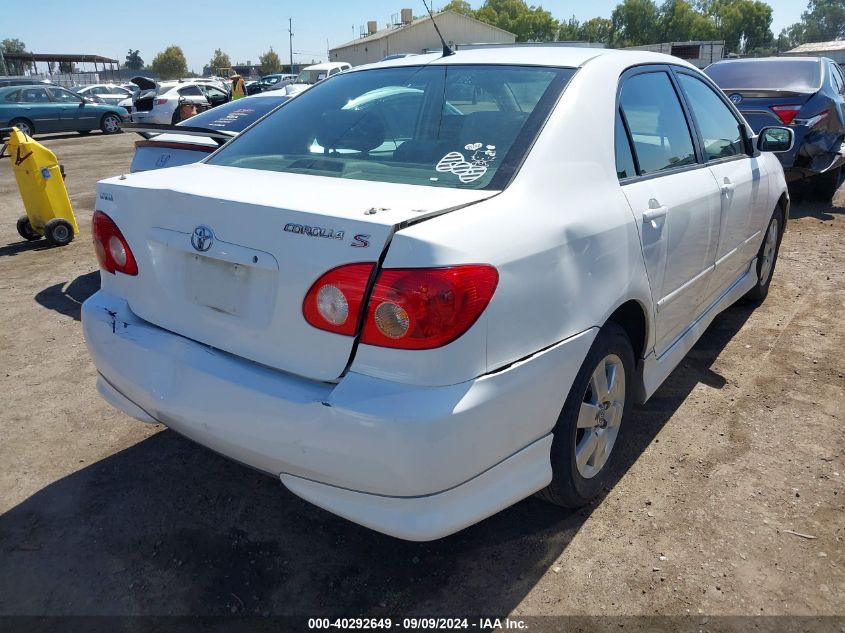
[82,290,596,540]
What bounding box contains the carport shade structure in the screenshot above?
[3,53,120,81]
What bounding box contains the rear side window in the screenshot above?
[677,73,743,162]
[179,85,202,97]
[208,65,574,190]
[615,109,637,179]
[705,59,821,93]
[20,88,50,103]
[619,72,696,175]
[830,63,844,94]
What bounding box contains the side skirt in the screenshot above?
[635,258,758,403]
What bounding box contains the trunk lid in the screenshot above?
[723,89,814,132]
[96,163,495,381]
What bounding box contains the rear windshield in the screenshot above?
[705,59,821,92]
[184,96,289,132]
[207,65,574,190]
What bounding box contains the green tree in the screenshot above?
[441,0,473,15]
[124,49,144,70]
[151,45,188,79]
[799,0,845,42]
[1,38,27,75]
[611,0,659,46]
[259,47,282,74]
[581,17,613,42]
[777,23,805,51]
[711,0,773,53]
[658,0,717,41]
[475,0,560,41]
[58,61,75,73]
[557,15,582,40]
[208,48,231,74]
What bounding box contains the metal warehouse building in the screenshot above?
[784,40,845,65]
[330,9,516,67]
[625,41,725,68]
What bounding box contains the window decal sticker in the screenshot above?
[436,143,497,183]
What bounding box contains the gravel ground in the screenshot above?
[0,131,842,624]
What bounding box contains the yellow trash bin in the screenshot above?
[5,127,79,246]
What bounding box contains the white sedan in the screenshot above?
[124,77,211,125]
[83,47,792,541]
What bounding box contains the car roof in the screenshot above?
[359,46,618,71]
[302,62,351,71]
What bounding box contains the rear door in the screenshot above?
[674,70,764,295]
[617,68,722,357]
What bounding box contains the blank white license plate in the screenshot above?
[185,254,250,316]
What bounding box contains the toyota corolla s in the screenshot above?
[83,47,793,541]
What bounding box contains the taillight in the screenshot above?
[302,263,375,335]
[92,211,138,275]
[154,98,169,105]
[771,105,802,125]
[361,265,498,349]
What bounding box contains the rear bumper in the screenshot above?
[82,290,595,540]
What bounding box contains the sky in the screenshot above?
[7,0,808,74]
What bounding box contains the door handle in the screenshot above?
[721,177,735,195]
[642,206,669,224]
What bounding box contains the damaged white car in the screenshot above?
[83,48,792,540]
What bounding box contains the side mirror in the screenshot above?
[757,127,794,153]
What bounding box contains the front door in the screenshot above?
[674,71,763,295]
[617,69,722,357]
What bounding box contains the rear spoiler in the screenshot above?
[120,122,236,146]
[721,89,810,98]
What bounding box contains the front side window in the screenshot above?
[619,72,696,175]
[677,73,743,162]
[49,87,83,103]
[208,65,574,190]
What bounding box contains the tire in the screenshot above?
[535,322,635,508]
[77,130,92,136]
[814,165,841,202]
[44,218,74,247]
[9,118,33,136]
[16,215,40,241]
[743,208,783,302]
[100,113,121,135]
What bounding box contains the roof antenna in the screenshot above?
[421,0,455,57]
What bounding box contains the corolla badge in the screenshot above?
[191,225,214,252]
[729,93,743,105]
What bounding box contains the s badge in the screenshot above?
[351,234,370,248]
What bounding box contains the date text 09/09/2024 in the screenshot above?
[307,618,528,630]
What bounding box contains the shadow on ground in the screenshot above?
[0,298,753,617]
[34,271,100,321]
[0,239,54,258]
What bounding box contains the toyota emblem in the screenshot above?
[191,225,214,252]
[729,93,743,105]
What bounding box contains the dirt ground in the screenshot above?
[0,131,842,626]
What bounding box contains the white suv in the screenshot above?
[285,62,351,95]
[83,47,792,541]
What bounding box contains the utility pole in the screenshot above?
[288,18,294,74]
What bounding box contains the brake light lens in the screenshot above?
[361,265,499,349]
[92,211,138,275]
[303,263,375,335]
[771,105,802,125]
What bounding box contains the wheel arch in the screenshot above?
[604,298,650,361]
[9,116,34,134]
